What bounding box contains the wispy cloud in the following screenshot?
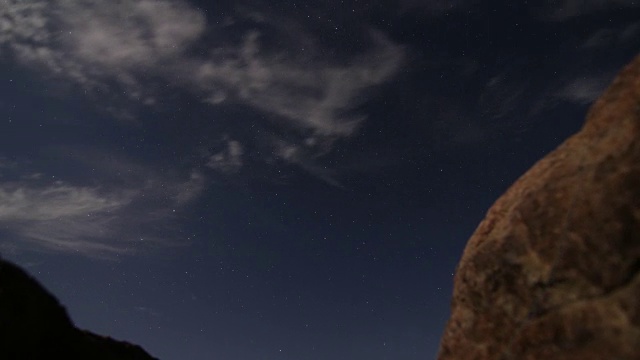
[556,75,612,105]
[272,140,343,188]
[397,0,471,14]
[0,183,126,221]
[536,0,640,21]
[0,157,14,170]
[581,21,640,49]
[206,140,244,174]
[0,0,404,184]
[0,0,206,104]
[195,30,403,138]
[478,71,528,119]
[174,171,207,205]
[0,181,134,256]
[0,152,206,258]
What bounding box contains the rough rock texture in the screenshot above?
[0,258,157,360]
[438,55,640,360]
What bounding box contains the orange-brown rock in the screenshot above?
[438,55,640,360]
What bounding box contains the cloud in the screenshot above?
[537,0,640,21]
[0,0,206,105]
[397,0,470,14]
[271,141,343,188]
[1,0,404,185]
[556,76,611,105]
[174,171,207,205]
[194,29,403,138]
[582,21,640,49]
[64,0,206,67]
[0,152,207,258]
[206,140,244,174]
[0,183,125,221]
[0,1,404,138]
[0,181,134,256]
[1,0,205,69]
[0,157,14,170]
[478,72,528,119]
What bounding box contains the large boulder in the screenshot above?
[0,258,157,359]
[438,54,640,360]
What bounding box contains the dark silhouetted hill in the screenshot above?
[0,258,158,360]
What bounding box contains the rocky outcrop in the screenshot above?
[438,55,640,360]
[0,258,157,360]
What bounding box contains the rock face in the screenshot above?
[438,55,640,360]
[0,258,157,360]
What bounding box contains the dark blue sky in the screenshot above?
[1,1,639,359]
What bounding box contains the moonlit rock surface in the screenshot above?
[0,259,157,360]
[438,55,640,360]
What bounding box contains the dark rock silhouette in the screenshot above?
[0,258,157,360]
[438,54,640,360]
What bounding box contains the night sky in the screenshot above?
[1,1,639,359]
